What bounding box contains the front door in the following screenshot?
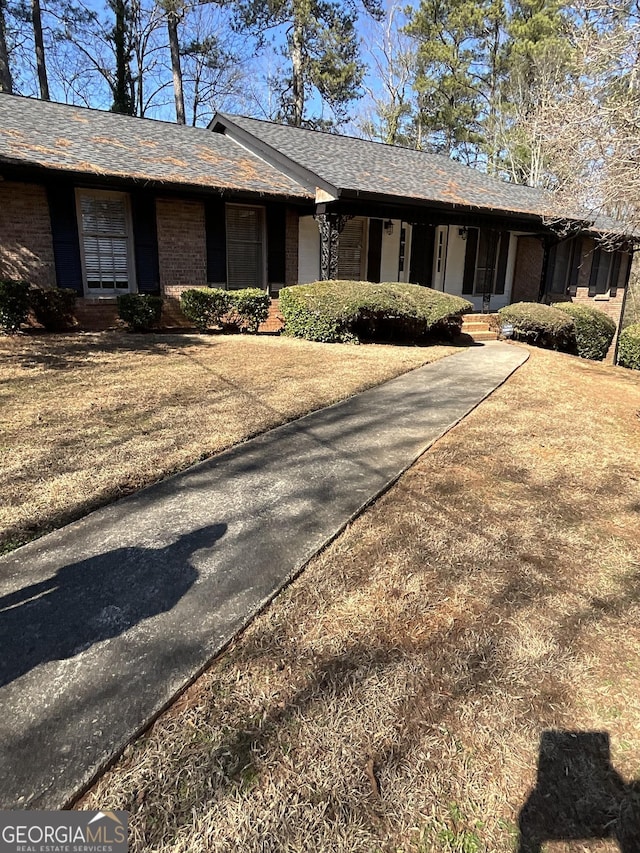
[409,223,435,286]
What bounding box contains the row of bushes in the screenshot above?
[0,280,270,335]
[279,280,472,344]
[3,277,639,370]
[495,301,618,362]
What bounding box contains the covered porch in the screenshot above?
[298,198,545,314]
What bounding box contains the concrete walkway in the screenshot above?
[0,342,527,809]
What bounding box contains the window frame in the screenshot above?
[548,239,579,296]
[75,188,136,296]
[589,247,627,298]
[225,203,267,291]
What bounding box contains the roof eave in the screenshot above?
[0,157,314,203]
[332,188,547,224]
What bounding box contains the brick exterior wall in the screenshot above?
[511,235,544,303]
[156,198,207,291]
[0,182,56,288]
[285,207,299,285]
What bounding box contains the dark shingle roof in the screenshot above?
[218,113,554,218]
[0,95,312,199]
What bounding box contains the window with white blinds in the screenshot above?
[77,191,132,292]
[338,217,366,280]
[226,205,266,290]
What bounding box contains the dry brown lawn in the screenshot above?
[1,332,458,553]
[78,346,640,853]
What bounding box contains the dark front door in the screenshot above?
[409,223,435,287]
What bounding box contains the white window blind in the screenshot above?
[226,205,265,290]
[79,194,130,291]
[338,218,366,280]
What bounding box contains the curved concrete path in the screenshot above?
[0,342,527,809]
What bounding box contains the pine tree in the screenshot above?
[496,0,572,184]
[234,0,382,128]
[406,0,496,162]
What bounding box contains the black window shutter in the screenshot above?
[367,219,383,283]
[46,183,83,294]
[409,223,435,286]
[568,238,582,295]
[131,191,159,294]
[588,248,601,296]
[462,228,479,294]
[205,199,226,283]
[609,251,622,297]
[267,204,286,284]
[495,231,510,295]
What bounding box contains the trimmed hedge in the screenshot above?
[618,323,640,370]
[279,280,473,344]
[180,287,228,331]
[225,288,271,333]
[0,279,30,334]
[496,302,575,350]
[117,294,163,332]
[180,287,271,334]
[552,302,616,361]
[30,287,77,331]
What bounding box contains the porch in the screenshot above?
[299,205,545,316]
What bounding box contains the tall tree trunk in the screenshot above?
[31,0,49,100]
[386,108,399,145]
[167,8,185,124]
[0,0,13,94]
[111,0,134,113]
[290,12,304,126]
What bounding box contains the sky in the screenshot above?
[6,0,418,130]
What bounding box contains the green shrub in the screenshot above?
[496,302,575,350]
[180,287,229,331]
[552,301,616,360]
[279,280,473,344]
[117,293,163,332]
[29,287,77,331]
[617,323,640,370]
[225,288,271,333]
[0,279,30,334]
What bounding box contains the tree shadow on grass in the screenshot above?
[4,332,209,371]
[518,730,640,853]
[0,522,227,687]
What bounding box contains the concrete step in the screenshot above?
[461,313,499,341]
[468,331,499,341]
[462,322,494,331]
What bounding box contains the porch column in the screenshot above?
[315,212,353,279]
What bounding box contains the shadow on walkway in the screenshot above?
[518,730,640,852]
[0,523,227,688]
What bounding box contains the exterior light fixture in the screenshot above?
[384,219,394,236]
[458,226,468,240]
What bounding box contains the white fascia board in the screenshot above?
[211,114,339,200]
